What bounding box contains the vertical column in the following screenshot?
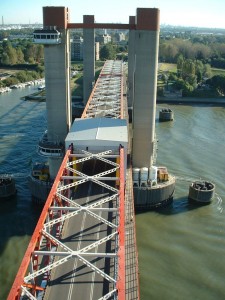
[128,16,135,108]
[83,15,95,104]
[132,8,160,168]
[43,6,71,179]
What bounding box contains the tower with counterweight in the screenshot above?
[129,9,175,209]
[29,7,72,201]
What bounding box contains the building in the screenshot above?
[95,41,99,60]
[71,36,83,61]
[96,33,111,44]
[115,31,126,42]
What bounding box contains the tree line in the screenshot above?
[0,39,44,65]
[159,35,225,69]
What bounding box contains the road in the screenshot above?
[44,159,117,300]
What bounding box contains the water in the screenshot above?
[0,87,46,299]
[136,104,225,300]
[0,91,225,300]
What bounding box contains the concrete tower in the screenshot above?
[37,7,72,179]
[132,8,160,168]
[83,15,95,103]
[128,16,135,108]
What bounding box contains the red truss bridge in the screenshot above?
[8,60,139,300]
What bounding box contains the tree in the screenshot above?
[195,60,204,82]
[1,41,17,65]
[182,59,195,78]
[203,64,212,79]
[35,44,44,63]
[16,48,25,63]
[208,75,225,95]
[1,53,10,65]
[100,44,116,60]
[177,54,184,71]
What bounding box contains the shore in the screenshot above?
[157,96,225,105]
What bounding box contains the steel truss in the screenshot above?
[8,147,125,300]
[82,60,124,119]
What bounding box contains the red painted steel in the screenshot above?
[7,149,72,300]
[8,61,127,299]
[81,72,101,119]
[67,22,134,30]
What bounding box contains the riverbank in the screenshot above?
[157,96,225,105]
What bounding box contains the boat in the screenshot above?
[188,180,215,203]
[0,175,17,199]
[38,84,45,91]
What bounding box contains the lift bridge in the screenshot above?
[8,60,139,300]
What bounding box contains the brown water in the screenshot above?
[136,104,225,300]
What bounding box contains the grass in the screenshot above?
[71,61,105,97]
[158,63,177,73]
[211,68,225,76]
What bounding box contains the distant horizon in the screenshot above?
[1,22,225,32]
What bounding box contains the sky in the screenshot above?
[1,0,225,29]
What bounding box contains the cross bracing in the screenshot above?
[10,147,125,300]
[83,60,123,119]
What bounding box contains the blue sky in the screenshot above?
[1,0,225,28]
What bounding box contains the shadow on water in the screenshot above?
[135,196,210,216]
[0,196,42,256]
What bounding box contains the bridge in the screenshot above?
[8,60,139,300]
[8,6,164,300]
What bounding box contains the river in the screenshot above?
[0,86,46,300]
[136,103,225,300]
[0,89,225,299]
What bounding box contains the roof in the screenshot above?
[65,118,128,149]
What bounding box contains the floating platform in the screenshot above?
[0,176,17,199]
[188,180,215,203]
[159,108,174,121]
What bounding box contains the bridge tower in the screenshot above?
[83,15,95,103]
[132,8,160,168]
[131,8,175,209]
[128,16,135,108]
[34,6,72,179]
